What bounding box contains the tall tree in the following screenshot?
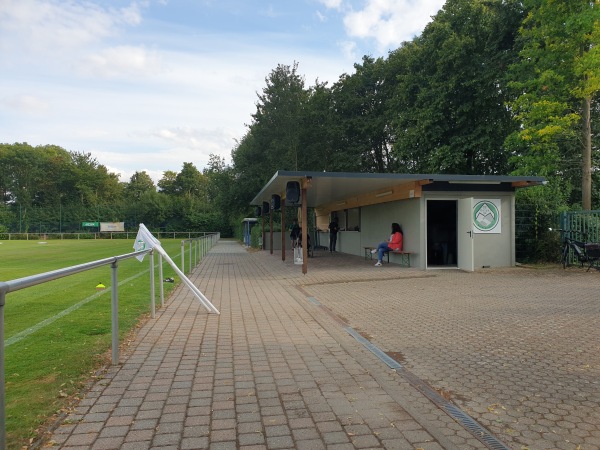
[507,0,600,208]
[157,170,178,195]
[231,63,310,211]
[124,171,156,201]
[175,162,206,200]
[330,56,396,172]
[391,0,523,175]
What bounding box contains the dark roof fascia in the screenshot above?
[250,171,546,205]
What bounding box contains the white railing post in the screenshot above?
[188,241,192,272]
[159,253,164,308]
[150,250,155,319]
[181,241,185,273]
[111,260,119,365]
[0,288,6,450]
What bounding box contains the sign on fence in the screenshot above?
[100,222,125,232]
[82,221,99,227]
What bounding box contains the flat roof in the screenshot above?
[251,171,546,207]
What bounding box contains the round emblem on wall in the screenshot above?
[135,239,147,252]
[473,200,500,232]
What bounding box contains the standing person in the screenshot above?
[328,216,339,252]
[371,223,403,266]
[290,219,300,249]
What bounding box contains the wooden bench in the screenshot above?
[364,246,415,267]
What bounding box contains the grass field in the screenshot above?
[0,238,190,448]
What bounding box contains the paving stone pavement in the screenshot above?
[46,241,600,450]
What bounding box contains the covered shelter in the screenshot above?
[251,171,545,273]
[241,218,258,248]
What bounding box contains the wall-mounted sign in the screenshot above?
[473,199,501,234]
[100,222,125,232]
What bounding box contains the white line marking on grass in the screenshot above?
[6,270,149,347]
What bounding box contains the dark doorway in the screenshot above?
[427,200,457,267]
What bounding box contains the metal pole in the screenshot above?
[0,290,6,450]
[159,253,164,308]
[188,241,192,272]
[281,198,286,261]
[150,250,155,319]
[270,207,274,255]
[111,261,119,365]
[181,241,185,273]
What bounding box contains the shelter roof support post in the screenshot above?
[281,198,286,261]
[301,178,310,274]
[261,215,265,251]
[269,206,273,255]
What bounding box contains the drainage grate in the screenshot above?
[345,327,403,370]
[344,325,510,450]
[443,404,510,450]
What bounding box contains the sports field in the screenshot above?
[1,238,187,448]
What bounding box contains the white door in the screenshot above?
[457,198,474,271]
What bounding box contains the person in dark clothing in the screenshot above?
[290,219,300,249]
[328,217,339,252]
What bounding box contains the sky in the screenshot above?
[1,0,446,184]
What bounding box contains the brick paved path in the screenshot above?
[47,241,600,449]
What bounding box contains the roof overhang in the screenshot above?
[251,171,546,211]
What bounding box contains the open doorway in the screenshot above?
[427,200,457,267]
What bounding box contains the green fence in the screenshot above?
[559,211,600,242]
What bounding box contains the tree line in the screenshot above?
[1,0,598,240]
[231,0,599,216]
[0,143,234,235]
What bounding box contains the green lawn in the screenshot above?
[0,238,191,448]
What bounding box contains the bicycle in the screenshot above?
[554,229,600,271]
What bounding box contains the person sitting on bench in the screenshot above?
[371,223,403,266]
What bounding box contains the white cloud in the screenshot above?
[0,0,362,183]
[318,0,343,10]
[343,0,445,50]
[0,0,141,55]
[1,94,49,114]
[338,40,358,61]
[81,45,163,78]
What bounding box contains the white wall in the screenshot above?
[423,191,515,269]
[360,199,422,267]
[261,190,515,270]
[472,195,514,268]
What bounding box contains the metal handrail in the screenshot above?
[180,233,220,274]
[0,248,157,449]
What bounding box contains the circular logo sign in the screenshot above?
[134,239,146,252]
[473,200,500,232]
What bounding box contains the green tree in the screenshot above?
[391,0,523,175]
[175,162,206,200]
[330,56,397,172]
[157,170,178,195]
[507,0,600,208]
[124,171,156,201]
[252,62,308,171]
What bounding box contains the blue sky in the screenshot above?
[1,0,446,183]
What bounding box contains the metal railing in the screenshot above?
[0,248,160,449]
[181,233,220,274]
[0,233,221,447]
[0,231,221,241]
